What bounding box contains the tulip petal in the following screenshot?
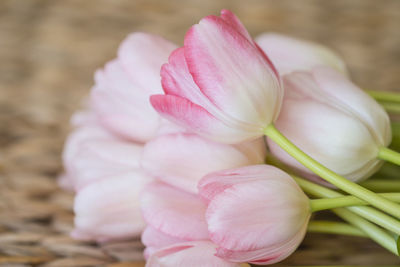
[220,9,252,42]
[70,138,143,190]
[312,66,391,147]
[62,125,114,176]
[141,133,266,193]
[142,226,187,258]
[91,33,177,142]
[91,59,161,142]
[140,182,209,240]
[150,94,253,143]
[118,32,178,92]
[146,241,243,267]
[72,171,152,242]
[255,33,347,75]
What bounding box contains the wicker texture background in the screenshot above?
[1,0,400,266]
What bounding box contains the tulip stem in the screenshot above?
[264,124,400,219]
[310,193,400,212]
[294,176,398,255]
[367,90,400,103]
[379,147,400,166]
[380,102,400,114]
[294,175,400,236]
[307,221,367,237]
[332,208,398,255]
[361,179,400,192]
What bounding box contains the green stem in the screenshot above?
[294,176,398,255]
[379,147,400,166]
[333,208,398,255]
[310,193,400,212]
[373,163,400,180]
[361,179,400,192]
[294,176,400,235]
[264,124,400,219]
[380,102,400,114]
[307,221,367,237]
[367,90,400,103]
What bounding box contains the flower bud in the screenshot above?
[267,66,391,183]
[198,165,310,265]
[151,10,282,144]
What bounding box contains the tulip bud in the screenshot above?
[267,66,391,183]
[141,133,266,193]
[256,32,347,75]
[91,33,177,143]
[61,120,153,241]
[198,165,311,265]
[151,10,283,144]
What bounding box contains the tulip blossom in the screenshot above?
[91,32,178,143]
[61,118,153,241]
[73,170,152,242]
[198,165,311,265]
[267,66,391,183]
[141,133,266,193]
[151,10,282,144]
[256,32,347,75]
[146,241,249,267]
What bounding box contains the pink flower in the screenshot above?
[256,32,347,75]
[151,10,282,144]
[62,119,153,242]
[146,241,249,267]
[141,133,266,193]
[267,66,391,183]
[198,165,311,265]
[91,33,178,143]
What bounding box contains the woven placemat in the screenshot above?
[1,0,400,265]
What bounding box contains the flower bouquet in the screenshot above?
[60,10,400,266]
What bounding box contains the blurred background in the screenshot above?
[0,0,399,266]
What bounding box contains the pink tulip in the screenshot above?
[140,182,209,244]
[267,66,391,183]
[141,133,266,193]
[256,33,347,75]
[198,165,311,265]
[146,241,248,267]
[91,32,178,143]
[72,170,152,242]
[151,10,282,144]
[61,118,153,241]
